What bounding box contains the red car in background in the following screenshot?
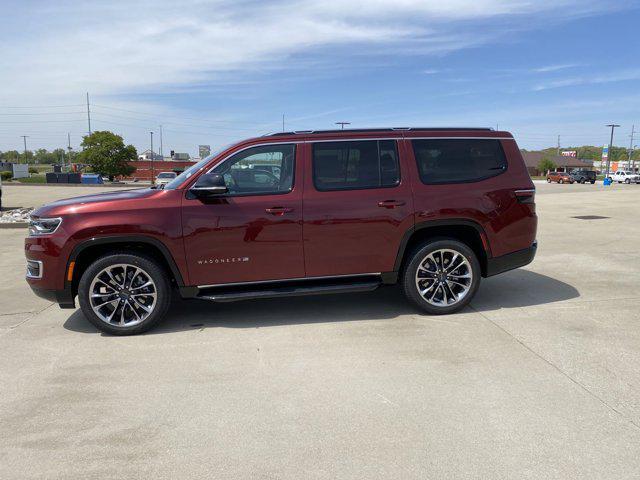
[546,171,574,184]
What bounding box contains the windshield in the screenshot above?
[157,172,176,179]
[163,144,231,190]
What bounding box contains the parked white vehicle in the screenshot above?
[609,171,640,184]
[154,171,177,187]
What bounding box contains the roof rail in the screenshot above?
[266,127,493,136]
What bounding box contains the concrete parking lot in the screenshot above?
[1,182,640,479]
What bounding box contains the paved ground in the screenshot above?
[1,183,640,479]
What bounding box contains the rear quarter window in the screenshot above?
[412,139,507,184]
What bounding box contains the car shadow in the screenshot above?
[63,269,579,335]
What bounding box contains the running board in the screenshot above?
[197,277,381,303]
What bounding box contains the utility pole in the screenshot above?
[628,125,635,172]
[150,131,155,185]
[557,135,561,156]
[282,114,285,132]
[159,125,163,158]
[605,124,620,179]
[335,122,351,130]
[86,92,92,135]
[20,135,29,164]
[67,133,72,170]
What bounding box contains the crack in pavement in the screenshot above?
[469,304,640,432]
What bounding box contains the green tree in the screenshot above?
[76,131,137,181]
[538,156,557,174]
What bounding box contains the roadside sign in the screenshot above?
[602,145,609,159]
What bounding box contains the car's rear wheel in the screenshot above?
[546,178,551,183]
[625,179,631,184]
[559,179,564,184]
[401,239,481,315]
[78,253,171,335]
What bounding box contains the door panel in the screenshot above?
[182,144,304,286]
[302,139,414,277]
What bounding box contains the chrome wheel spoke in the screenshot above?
[131,296,153,313]
[130,281,153,291]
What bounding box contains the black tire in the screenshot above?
[559,179,564,184]
[590,180,595,184]
[625,179,630,184]
[580,179,585,184]
[78,252,171,335]
[401,239,481,315]
[546,178,551,183]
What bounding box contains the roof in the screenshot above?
[521,151,593,168]
[266,127,494,137]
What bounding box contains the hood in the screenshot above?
[32,188,160,217]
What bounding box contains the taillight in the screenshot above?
[514,189,535,204]
[515,189,536,214]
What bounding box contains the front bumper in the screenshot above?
[485,241,537,277]
[29,284,76,308]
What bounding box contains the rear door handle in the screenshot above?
[265,207,293,216]
[378,200,406,209]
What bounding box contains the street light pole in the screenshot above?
[605,124,620,179]
[20,135,29,164]
[150,131,155,185]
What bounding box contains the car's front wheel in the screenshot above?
[625,179,631,184]
[401,239,481,315]
[78,253,171,335]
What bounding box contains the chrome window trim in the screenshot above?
[197,272,381,289]
[26,260,43,279]
[203,137,515,174]
[205,141,303,174]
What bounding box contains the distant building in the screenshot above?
[172,152,191,161]
[138,150,163,161]
[520,152,593,176]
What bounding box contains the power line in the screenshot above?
[0,104,85,109]
[0,111,86,116]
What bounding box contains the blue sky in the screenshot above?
[1,0,639,156]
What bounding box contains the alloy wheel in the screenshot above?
[414,249,473,307]
[89,263,157,327]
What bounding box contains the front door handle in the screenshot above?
[378,200,406,209]
[265,207,293,216]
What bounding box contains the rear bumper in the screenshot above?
[485,241,537,277]
[29,285,76,309]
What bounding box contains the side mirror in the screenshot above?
[190,173,228,196]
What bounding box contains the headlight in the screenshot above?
[29,217,62,236]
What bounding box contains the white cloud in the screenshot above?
[0,0,624,98]
[532,69,640,91]
[532,64,582,73]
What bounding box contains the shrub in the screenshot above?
[28,167,39,174]
[538,157,557,175]
[0,171,13,181]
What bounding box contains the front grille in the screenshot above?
[26,260,43,279]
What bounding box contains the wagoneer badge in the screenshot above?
[197,257,250,265]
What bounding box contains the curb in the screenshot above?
[0,222,28,229]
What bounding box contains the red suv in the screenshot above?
[25,128,537,335]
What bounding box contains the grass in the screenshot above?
[15,175,47,184]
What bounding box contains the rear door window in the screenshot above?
[411,139,507,184]
[312,140,400,191]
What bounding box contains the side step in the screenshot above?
[197,276,381,303]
